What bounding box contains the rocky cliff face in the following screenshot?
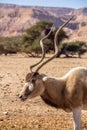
[0,4,87,42]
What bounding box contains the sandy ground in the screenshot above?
[0,54,87,130]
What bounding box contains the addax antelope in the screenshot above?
[19,17,87,130]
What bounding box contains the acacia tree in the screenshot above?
[22,21,68,56]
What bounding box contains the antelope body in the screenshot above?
[19,17,86,130]
[21,67,87,110]
[41,67,87,111]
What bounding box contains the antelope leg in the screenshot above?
[72,107,82,130]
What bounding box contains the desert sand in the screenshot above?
[0,54,87,130]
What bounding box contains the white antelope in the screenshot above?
[19,17,87,130]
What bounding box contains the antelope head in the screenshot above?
[19,16,73,101]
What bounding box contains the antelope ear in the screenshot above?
[42,76,48,82]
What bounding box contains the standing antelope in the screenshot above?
[19,17,87,130]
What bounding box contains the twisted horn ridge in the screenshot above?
[35,16,74,73]
[30,25,54,72]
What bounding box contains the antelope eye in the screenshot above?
[31,79,35,83]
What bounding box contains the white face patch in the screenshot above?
[25,82,34,92]
[42,76,48,82]
[29,83,34,92]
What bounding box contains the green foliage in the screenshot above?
[22,20,68,54]
[1,21,86,58]
[22,21,53,54]
[57,41,87,58]
[23,21,52,44]
[61,41,86,51]
[0,36,22,54]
